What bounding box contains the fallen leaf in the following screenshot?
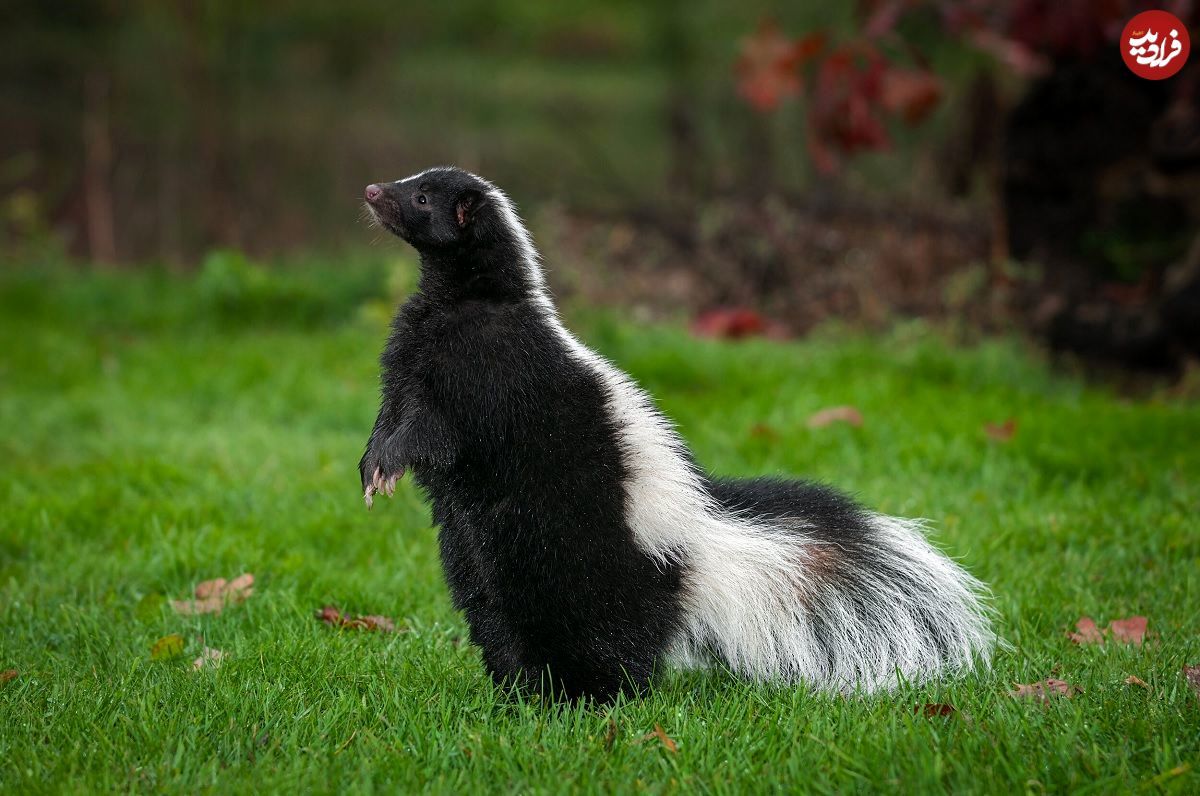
[1182,665,1200,698]
[0,669,17,685]
[1124,675,1150,690]
[691,307,770,339]
[1011,678,1080,703]
[357,615,398,632]
[1067,617,1105,645]
[1068,615,1148,646]
[194,578,227,601]
[984,418,1017,441]
[915,703,956,717]
[172,573,255,616]
[150,633,186,661]
[749,423,780,441]
[1149,764,1194,785]
[649,724,677,753]
[316,605,401,632]
[603,718,618,752]
[807,406,864,429]
[1109,616,1147,645]
[192,646,226,671]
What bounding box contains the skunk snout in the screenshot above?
[363,182,406,240]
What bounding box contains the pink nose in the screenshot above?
[365,184,383,202]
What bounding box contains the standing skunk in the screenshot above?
[360,166,994,702]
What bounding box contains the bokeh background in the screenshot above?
[2,0,1199,376]
[3,5,1200,791]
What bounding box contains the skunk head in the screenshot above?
[365,166,547,303]
[364,166,498,254]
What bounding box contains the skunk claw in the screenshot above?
[365,467,404,505]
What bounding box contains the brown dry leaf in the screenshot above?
[1124,675,1150,690]
[807,406,864,429]
[749,423,780,441]
[1011,678,1081,703]
[0,669,17,685]
[1109,616,1147,645]
[603,718,618,752]
[1067,615,1147,646]
[649,724,677,754]
[915,703,956,717]
[172,573,254,616]
[1068,617,1105,645]
[194,578,227,601]
[191,646,226,671]
[984,418,1017,442]
[316,605,401,632]
[1182,665,1200,698]
[357,615,398,632]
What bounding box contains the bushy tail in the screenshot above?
[670,507,995,694]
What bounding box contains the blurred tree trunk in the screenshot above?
[82,70,116,262]
[180,1,242,254]
[158,126,183,265]
[655,0,702,200]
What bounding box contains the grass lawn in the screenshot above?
[1,257,1198,794]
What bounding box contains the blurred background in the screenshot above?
[3,0,1198,377]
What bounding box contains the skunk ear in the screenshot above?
[456,190,486,228]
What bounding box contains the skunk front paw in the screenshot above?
[359,447,406,510]
[363,466,404,509]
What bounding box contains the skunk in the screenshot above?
[360,166,994,702]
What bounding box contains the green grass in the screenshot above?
[1,259,1198,794]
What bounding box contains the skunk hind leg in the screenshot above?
[437,514,526,689]
[437,512,653,703]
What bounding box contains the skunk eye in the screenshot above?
[416,194,427,205]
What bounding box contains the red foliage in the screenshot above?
[734,1,1196,171]
[806,46,892,173]
[880,68,944,125]
[735,10,941,173]
[735,21,815,112]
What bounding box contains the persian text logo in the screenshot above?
[1121,10,1190,80]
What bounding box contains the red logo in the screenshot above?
[1121,10,1190,80]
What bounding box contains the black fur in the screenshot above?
[361,168,682,701]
